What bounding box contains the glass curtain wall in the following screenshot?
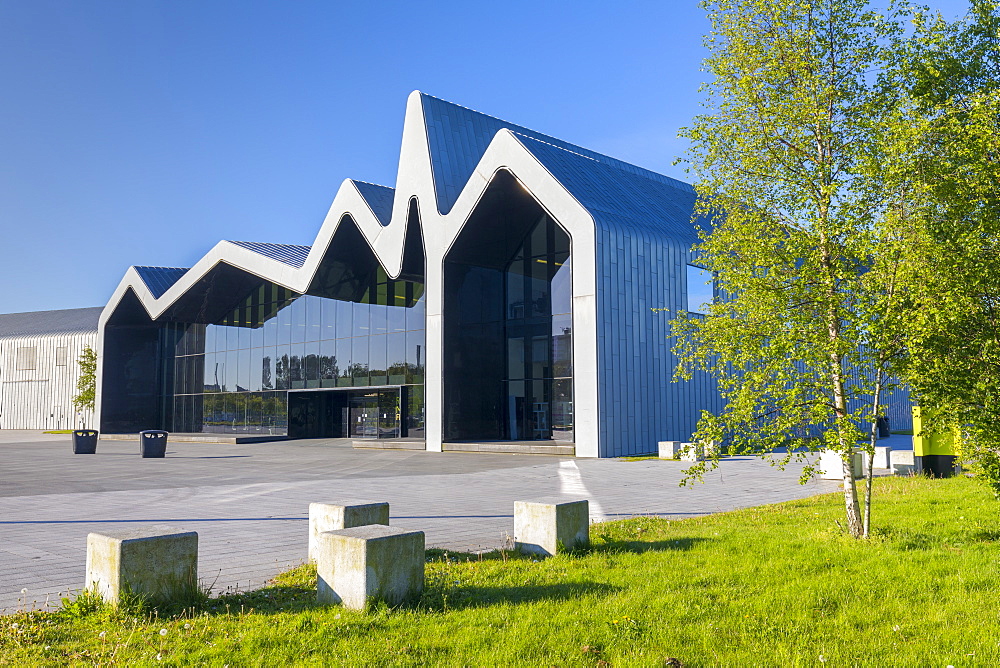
[504,219,573,441]
[169,267,425,435]
[443,195,574,443]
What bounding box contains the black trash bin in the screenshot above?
[876,416,890,439]
[139,430,169,458]
[72,430,99,454]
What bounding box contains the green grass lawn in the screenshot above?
[2,476,998,666]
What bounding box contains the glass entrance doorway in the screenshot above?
[288,387,401,439]
[346,391,401,439]
[348,393,379,438]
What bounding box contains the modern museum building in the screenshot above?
[95,92,722,458]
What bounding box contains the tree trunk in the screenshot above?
[827,335,863,538]
[863,368,886,538]
[832,364,864,538]
[841,450,864,537]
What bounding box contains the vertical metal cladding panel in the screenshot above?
[594,221,723,458]
[845,363,913,431]
[0,331,97,429]
[508,132,725,457]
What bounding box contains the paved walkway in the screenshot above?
[0,430,844,614]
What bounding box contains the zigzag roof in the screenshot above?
[102,91,699,326]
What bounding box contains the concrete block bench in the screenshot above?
[315,525,424,610]
[658,441,682,459]
[862,446,892,472]
[889,449,916,476]
[308,501,390,563]
[816,449,864,479]
[659,441,718,462]
[514,498,589,557]
[679,442,706,462]
[85,526,198,605]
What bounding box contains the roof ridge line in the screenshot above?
[419,93,515,128]
[225,240,311,247]
[509,131,600,163]
[350,179,395,189]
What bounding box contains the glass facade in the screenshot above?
[167,266,425,437]
[443,196,574,442]
[502,218,573,441]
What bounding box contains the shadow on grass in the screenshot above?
[418,580,620,612]
[55,539,690,620]
[590,536,709,554]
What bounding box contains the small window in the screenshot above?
[686,264,714,315]
[55,347,68,367]
[16,346,37,371]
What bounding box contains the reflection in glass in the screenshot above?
[336,300,353,339]
[686,264,714,315]
[387,332,406,385]
[262,354,274,390]
[289,345,303,389]
[352,337,369,385]
[169,267,426,436]
[369,334,387,386]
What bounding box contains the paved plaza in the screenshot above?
[0,430,845,614]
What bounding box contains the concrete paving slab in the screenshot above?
[0,431,840,613]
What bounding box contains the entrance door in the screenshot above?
[288,388,402,440]
[348,393,379,439]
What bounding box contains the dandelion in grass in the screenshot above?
[20,588,26,594]
[160,628,168,636]
[184,623,191,630]
[99,631,105,638]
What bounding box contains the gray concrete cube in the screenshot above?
[890,449,916,476]
[862,446,892,472]
[308,501,390,562]
[679,442,704,462]
[816,449,864,479]
[658,441,682,459]
[514,498,589,557]
[85,526,198,605]
[315,525,424,610]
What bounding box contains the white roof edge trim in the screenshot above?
[99,92,599,329]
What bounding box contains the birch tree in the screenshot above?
[674,0,913,538]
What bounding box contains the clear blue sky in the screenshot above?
[0,0,973,314]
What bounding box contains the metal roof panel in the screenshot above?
[133,266,190,299]
[0,307,103,338]
[225,241,311,268]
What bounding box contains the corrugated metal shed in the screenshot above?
[0,307,102,339]
[0,307,100,429]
